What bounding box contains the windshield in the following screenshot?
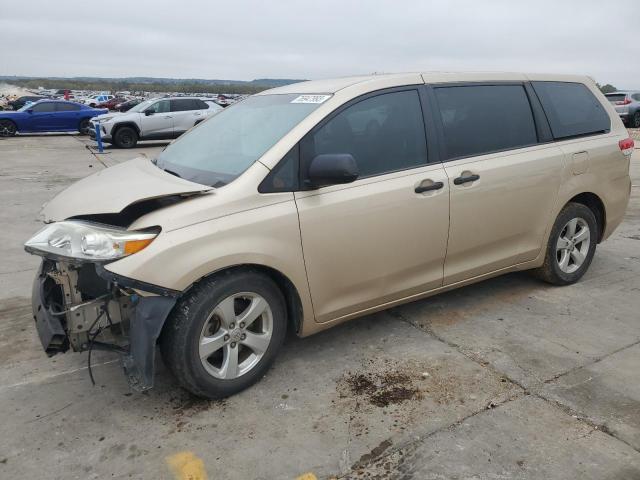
[129,99,157,113]
[155,93,328,187]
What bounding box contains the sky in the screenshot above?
[0,0,637,89]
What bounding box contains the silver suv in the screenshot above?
[605,91,640,128]
[89,97,223,148]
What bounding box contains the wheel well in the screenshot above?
[112,122,140,136]
[568,192,606,242]
[190,264,304,335]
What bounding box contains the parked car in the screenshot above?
[605,91,640,128]
[24,73,632,399]
[89,96,223,148]
[82,94,115,107]
[0,100,107,136]
[96,97,127,110]
[115,98,142,112]
[7,95,46,110]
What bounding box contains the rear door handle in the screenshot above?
[415,181,444,193]
[453,174,480,185]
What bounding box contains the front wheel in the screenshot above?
[113,126,138,148]
[160,270,287,399]
[0,119,17,136]
[533,202,597,285]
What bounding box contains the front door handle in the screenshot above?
[453,174,480,185]
[415,181,444,193]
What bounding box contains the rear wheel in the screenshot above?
[631,112,640,129]
[533,202,597,285]
[113,126,138,148]
[78,118,91,135]
[160,270,287,399]
[0,119,17,136]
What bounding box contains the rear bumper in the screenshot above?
[602,174,632,240]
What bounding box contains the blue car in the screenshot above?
[0,100,108,136]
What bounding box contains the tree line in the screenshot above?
[9,78,270,95]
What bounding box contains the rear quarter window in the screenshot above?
[532,82,610,140]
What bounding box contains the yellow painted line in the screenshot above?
[166,451,208,480]
[295,474,318,480]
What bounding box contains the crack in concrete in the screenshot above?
[542,338,640,385]
[335,390,525,479]
[381,307,640,471]
[69,135,108,168]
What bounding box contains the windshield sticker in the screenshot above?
[291,94,331,104]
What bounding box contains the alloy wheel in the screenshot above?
[198,292,273,380]
[0,120,16,136]
[556,217,590,274]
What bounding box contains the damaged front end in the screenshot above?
[32,258,177,391]
[23,157,214,391]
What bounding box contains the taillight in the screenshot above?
[619,137,635,156]
[615,98,632,105]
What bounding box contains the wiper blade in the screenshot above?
[163,169,182,179]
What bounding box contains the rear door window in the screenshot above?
[532,82,610,140]
[193,99,209,109]
[56,103,80,111]
[434,84,538,160]
[171,99,198,112]
[304,89,428,178]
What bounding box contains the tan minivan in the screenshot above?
[25,73,633,398]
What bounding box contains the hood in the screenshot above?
[94,111,125,120]
[41,157,212,223]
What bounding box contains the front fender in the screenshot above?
[104,200,315,328]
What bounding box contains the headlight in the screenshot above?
[97,116,113,123]
[24,221,158,261]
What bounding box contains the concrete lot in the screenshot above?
[0,133,639,480]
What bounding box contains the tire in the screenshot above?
[0,119,17,137]
[78,118,91,135]
[631,112,640,129]
[113,126,138,148]
[533,202,598,285]
[160,270,287,399]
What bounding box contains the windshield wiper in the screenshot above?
[163,169,182,179]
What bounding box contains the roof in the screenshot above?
[258,72,595,95]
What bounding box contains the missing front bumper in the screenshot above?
[31,259,177,391]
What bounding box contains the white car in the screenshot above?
[89,97,223,148]
[81,94,115,107]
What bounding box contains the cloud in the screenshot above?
[0,0,636,88]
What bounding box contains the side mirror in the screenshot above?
[307,153,358,189]
[144,110,154,116]
[26,109,33,114]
